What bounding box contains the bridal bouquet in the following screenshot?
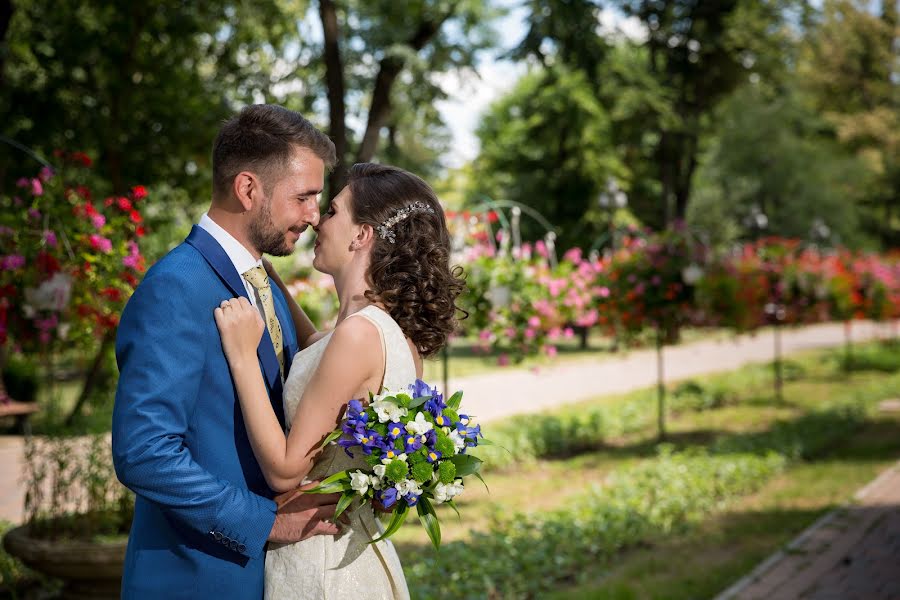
[308,379,487,548]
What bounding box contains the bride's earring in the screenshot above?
[350,240,360,251]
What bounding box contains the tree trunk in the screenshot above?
[354,6,457,165]
[319,0,349,196]
[0,0,13,88]
[64,332,115,427]
[0,345,10,404]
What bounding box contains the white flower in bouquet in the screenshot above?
[405,412,434,436]
[371,396,408,423]
[433,479,464,504]
[447,429,466,453]
[395,479,422,498]
[350,471,371,495]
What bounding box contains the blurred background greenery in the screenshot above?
[1,0,896,257]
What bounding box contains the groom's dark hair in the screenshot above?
[212,104,336,200]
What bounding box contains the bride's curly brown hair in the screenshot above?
[347,163,467,358]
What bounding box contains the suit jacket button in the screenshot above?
[229,540,238,551]
[212,531,223,541]
[238,544,247,553]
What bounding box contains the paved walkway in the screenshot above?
[715,457,900,600]
[456,320,897,423]
[0,320,895,525]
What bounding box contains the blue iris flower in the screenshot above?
[377,487,398,509]
[342,400,369,434]
[409,379,432,398]
[353,429,383,455]
[348,399,364,416]
[424,429,437,448]
[337,437,357,458]
[404,493,420,507]
[456,422,482,449]
[433,413,452,428]
[425,449,442,463]
[403,434,423,454]
[424,396,447,418]
[386,421,405,440]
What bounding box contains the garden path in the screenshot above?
[715,453,900,600]
[0,319,895,525]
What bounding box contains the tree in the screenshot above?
[316,0,498,194]
[615,0,795,223]
[689,85,870,247]
[474,66,623,251]
[798,0,900,247]
[0,1,304,195]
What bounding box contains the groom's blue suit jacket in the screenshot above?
[112,226,298,599]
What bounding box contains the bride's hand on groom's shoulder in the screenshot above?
[214,297,264,370]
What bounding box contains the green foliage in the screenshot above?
[0,520,33,597]
[408,389,882,598]
[1,0,304,195]
[690,85,869,245]
[22,434,133,540]
[473,66,623,250]
[407,448,785,598]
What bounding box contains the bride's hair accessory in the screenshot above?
[376,201,435,244]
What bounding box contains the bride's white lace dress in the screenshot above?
[264,305,412,599]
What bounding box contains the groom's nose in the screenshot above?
[300,200,320,228]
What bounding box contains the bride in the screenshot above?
[214,162,465,599]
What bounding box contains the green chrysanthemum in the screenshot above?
[384,459,408,482]
[411,461,434,483]
[434,432,455,456]
[438,460,456,484]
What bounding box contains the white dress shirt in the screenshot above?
[198,213,261,308]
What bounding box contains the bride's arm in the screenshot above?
[262,258,324,348]
[214,298,381,492]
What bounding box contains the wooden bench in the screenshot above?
[0,401,39,434]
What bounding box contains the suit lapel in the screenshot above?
[185,226,283,412]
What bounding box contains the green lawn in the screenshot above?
[394,341,900,598]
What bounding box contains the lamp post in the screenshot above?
[597,179,628,255]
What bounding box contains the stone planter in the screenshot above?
[2,521,126,600]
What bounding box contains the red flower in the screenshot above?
[71,151,93,167]
[35,251,60,275]
[84,202,98,217]
[122,272,139,288]
[117,197,133,211]
[104,197,115,208]
[100,287,123,302]
[129,209,143,224]
[487,211,499,224]
[131,185,148,200]
[135,226,146,237]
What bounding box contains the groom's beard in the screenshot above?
[249,198,301,257]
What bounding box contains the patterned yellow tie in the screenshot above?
[242,266,284,377]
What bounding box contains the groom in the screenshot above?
[113,105,339,599]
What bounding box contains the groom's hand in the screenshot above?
[268,481,342,543]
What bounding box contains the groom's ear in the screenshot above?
[233,171,263,212]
